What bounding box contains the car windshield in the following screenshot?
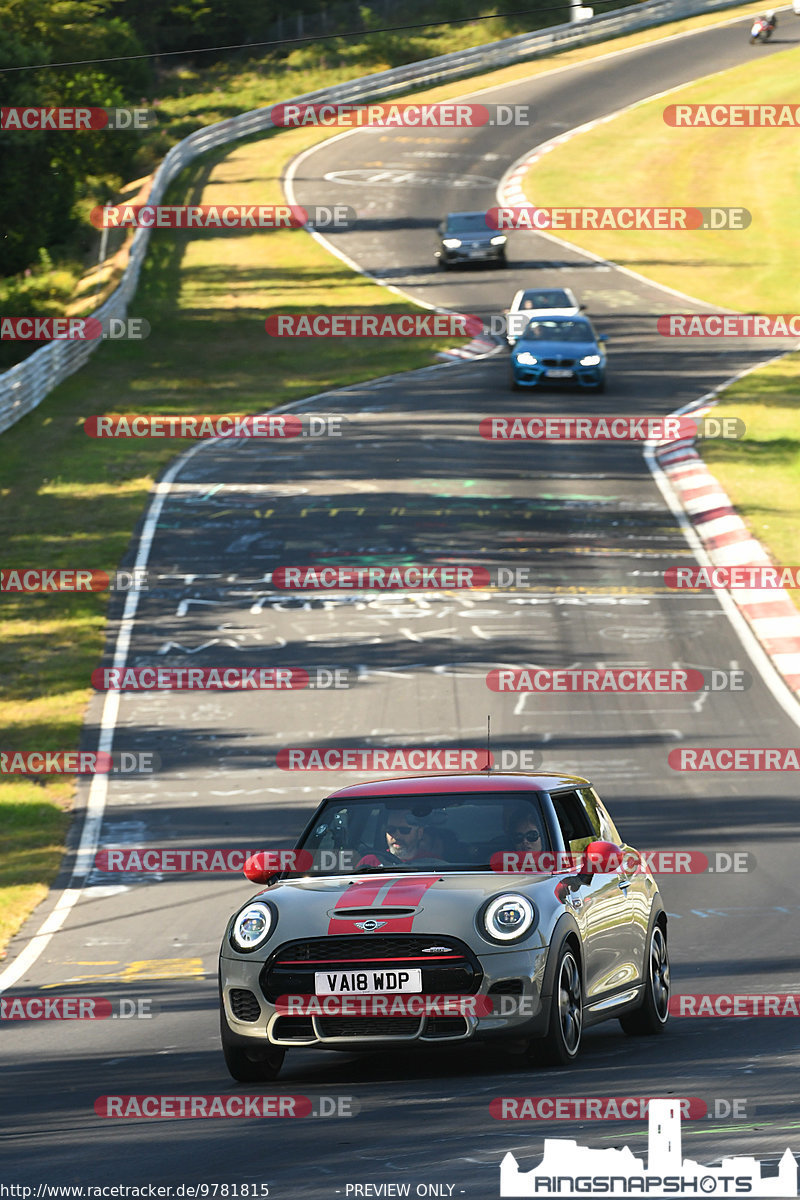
[295,791,550,875]
[520,319,593,344]
[517,290,572,309]
[446,214,490,233]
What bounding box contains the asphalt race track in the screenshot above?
[3,9,800,1196]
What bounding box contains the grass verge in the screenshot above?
[520,45,800,601]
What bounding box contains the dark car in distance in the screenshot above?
[435,211,508,269]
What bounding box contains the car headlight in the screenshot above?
[230,901,275,952]
[442,238,462,249]
[580,354,601,366]
[490,235,507,246]
[515,351,538,366]
[482,893,537,943]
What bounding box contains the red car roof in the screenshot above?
[324,771,590,799]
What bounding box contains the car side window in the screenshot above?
[580,787,622,844]
[549,790,596,854]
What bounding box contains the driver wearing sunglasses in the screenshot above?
[512,824,543,849]
[385,810,426,862]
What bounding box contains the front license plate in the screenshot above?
[546,368,573,378]
[315,969,422,995]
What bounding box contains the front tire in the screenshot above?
[528,944,583,1066]
[620,922,670,1036]
[220,1008,285,1082]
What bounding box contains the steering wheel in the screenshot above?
[355,847,401,868]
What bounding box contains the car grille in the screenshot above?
[261,935,481,1004]
[542,358,575,367]
[230,988,261,1022]
[317,1016,420,1038]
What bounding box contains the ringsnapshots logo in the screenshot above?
[487,206,752,231]
[1,106,155,131]
[498,1098,798,1196]
[271,102,533,127]
[83,414,344,439]
[1,317,150,341]
[89,204,356,230]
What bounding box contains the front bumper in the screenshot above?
[438,244,504,265]
[511,363,604,389]
[220,943,550,1049]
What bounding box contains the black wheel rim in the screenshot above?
[558,953,582,1054]
[650,926,670,1021]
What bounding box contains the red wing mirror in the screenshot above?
[243,849,312,883]
[243,853,278,884]
[582,840,624,874]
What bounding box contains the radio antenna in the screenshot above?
[485,714,492,773]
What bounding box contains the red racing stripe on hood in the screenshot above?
[327,875,439,933]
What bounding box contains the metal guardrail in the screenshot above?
[0,0,751,435]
